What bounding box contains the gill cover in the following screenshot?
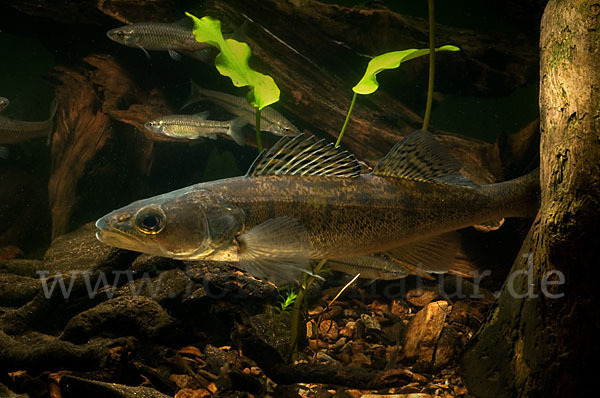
[96,188,242,259]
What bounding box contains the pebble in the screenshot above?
[318,319,339,341]
[404,301,449,363]
[391,300,410,316]
[350,352,372,367]
[339,320,356,337]
[360,313,381,333]
[406,288,439,307]
[329,336,347,351]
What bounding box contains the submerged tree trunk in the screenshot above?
[461,1,600,397]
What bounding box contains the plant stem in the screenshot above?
[335,92,357,147]
[422,0,435,131]
[255,108,263,153]
[288,259,327,362]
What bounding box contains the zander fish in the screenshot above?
[181,81,300,138]
[107,22,212,61]
[0,99,57,145]
[95,130,539,284]
[144,112,247,145]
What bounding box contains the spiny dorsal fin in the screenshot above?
[373,130,476,186]
[246,134,361,178]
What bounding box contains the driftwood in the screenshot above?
[6,0,180,25]
[48,54,170,238]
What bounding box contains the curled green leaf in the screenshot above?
[353,45,460,95]
[185,13,280,110]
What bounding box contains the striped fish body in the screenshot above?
[147,115,231,139]
[199,172,537,261]
[183,82,300,137]
[107,23,208,52]
[0,115,54,144]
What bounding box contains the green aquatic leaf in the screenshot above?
[185,13,280,110]
[353,45,460,95]
[278,289,298,313]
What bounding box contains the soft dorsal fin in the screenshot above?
[246,134,361,178]
[373,130,477,186]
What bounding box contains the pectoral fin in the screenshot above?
[168,48,182,61]
[138,45,151,59]
[0,146,9,160]
[387,232,461,274]
[236,217,312,284]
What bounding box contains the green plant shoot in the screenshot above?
[278,289,298,313]
[185,13,280,151]
[335,45,460,146]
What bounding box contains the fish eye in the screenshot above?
[134,207,166,235]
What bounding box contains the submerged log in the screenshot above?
[49,64,113,239]
[204,0,537,164]
[6,0,180,25]
[461,1,600,396]
[48,54,169,239]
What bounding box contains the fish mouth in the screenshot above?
[95,217,138,247]
[95,228,128,246]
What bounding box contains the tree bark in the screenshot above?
[461,1,600,397]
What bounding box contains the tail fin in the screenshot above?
[187,47,216,65]
[227,116,247,145]
[180,80,205,110]
[46,98,58,146]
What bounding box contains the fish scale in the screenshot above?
[119,23,203,51]
[158,116,231,136]
[144,113,247,145]
[106,22,211,58]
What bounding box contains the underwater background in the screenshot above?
[0,0,546,397]
[0,0,541,255]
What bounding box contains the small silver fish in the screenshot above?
[181,81,301,137]
[0,97,8,112]
[107,22,211,61]
[144,112,247,145]
[0,99,57,145]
